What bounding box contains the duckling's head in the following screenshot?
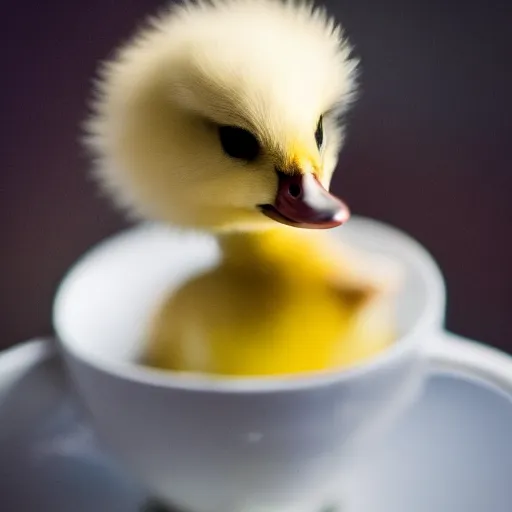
[85,0,358,232]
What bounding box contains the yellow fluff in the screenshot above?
[84,0,400,376]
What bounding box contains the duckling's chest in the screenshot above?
[183,264,353,372]
[204,262,342,319]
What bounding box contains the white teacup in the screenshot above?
[40,216,507,512]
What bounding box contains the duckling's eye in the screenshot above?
[315,116,324,149]
[218,125,260,161]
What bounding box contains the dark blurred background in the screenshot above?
[2,0,511,353]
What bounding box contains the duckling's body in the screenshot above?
[147,229,396,375]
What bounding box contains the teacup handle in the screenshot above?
[426,331,512,397]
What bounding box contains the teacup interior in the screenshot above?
[54,218,444,369]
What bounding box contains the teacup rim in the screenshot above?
[53,216,446,394]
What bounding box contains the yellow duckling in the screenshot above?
[85,0,400,376]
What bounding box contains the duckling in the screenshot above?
[85,0,401,376]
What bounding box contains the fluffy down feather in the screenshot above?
[83,0,400,376]
[84,0,358,231]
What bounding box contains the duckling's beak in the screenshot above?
[258,171,350,229]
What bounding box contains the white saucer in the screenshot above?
[1,341,512,512]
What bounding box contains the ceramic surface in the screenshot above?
[1,342,512,512]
